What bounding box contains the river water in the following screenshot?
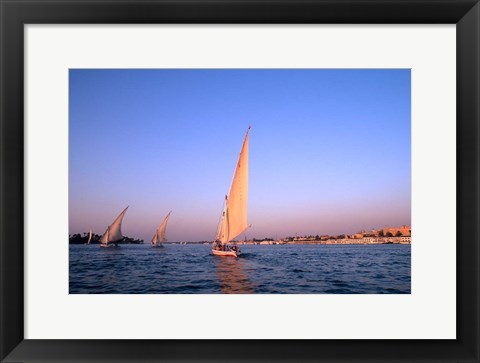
[69,244,410,294]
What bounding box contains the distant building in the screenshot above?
[400,236,411,243]
[383,225,411,237]
[363,237,377,244]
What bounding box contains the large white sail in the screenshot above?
[100,206,129,244]
[152,211,172,245]
[218,127,249,244]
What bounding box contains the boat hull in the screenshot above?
[212,249,238,257]
[100,243,119,248]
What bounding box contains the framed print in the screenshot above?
[1,1,479,362]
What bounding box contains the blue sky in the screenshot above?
[69,69,410,242]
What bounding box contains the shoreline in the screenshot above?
[70,241,411,246]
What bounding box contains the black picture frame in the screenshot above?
[1,1,479,362]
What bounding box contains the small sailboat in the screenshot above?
[151,211,172,248]
[85,228,92,245]
[99,206,129,248]
[212,126,250,257]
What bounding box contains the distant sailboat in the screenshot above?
[99,206,129,248]
[86,228,92,244]
[151,211,172,248]
[212,126,250,257]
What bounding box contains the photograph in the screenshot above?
[69,68,411,294]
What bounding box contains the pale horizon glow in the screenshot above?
[69,69,411,242]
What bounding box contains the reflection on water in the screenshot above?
[69,244,411,294]
[214,256,255,294]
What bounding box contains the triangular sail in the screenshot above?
[100,226,109,244]
[217,127,249,244]
[100,206,129,244]
[151,232,157,245]
[87,228,92,244]
[152,211,172,245]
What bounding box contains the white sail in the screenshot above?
[87,228,92,244]
[99,226,109,244]
[217,127,250,244]
[100,206,129,244]
[151,232,158,245]
[152,211,172,245]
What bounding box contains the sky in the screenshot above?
[69,69,411,242]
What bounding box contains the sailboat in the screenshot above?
[99,206,129,248]
[212,126,250,257]
[151,210,172,248]
[85,228,92,245]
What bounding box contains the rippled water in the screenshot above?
[69,244,410,294]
